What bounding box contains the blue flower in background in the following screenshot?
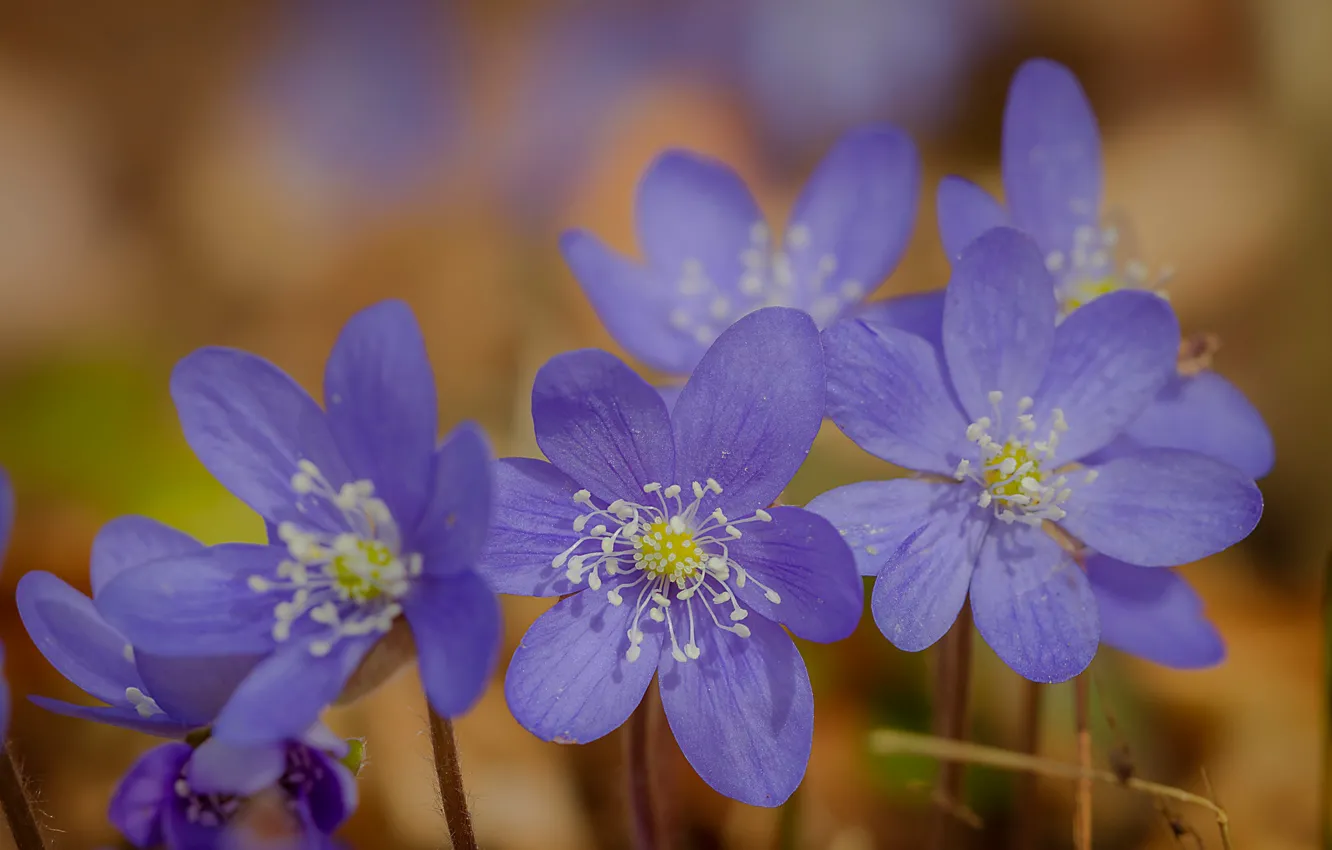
[561,126,919,377]
[0,468,13,741]
[98,300,500,746]
[809,228,1262,682]
[479,307,861,806]
[906,57,1274,480]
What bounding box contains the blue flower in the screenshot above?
[809,228,1262,682]
[560,127,919,378]
[97,300,500,745]
[0,468,13,741]
[478,307,862,806]
[887,57,1273,480]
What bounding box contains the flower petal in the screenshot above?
[171,347,353,530]
[28,696,192,737]
[673,307,824,516]
[531,349,675,503]
[942,227,1058,421]
[135,653,265,729]
[16,571,143,706]
[109,742,191,848]
[90,516,204,597]
[658,613,812,807]
[1033,291,1179,461]
[187,739,287,796]
[969,524,1099,683]
[869,484,990,651]
[505,592,663,744]
[305,748,358,833]
[403,571,501,718]
[560,230,704,376]
[1002,58,1103,256]
[1059,449,1262,567]
[937,176,1009,260]
[413,422,493,576]
[786,124,920,324]
[823,316,969,475]
[1101,371,1275,481]
[853,290,945,354]
[476,458,584,597]
[323,300,438,529]
[725,507,862,643]
[210,635,378,745]
[1086,555,1224,668]
[808,478,946,577]
[97,544,288,657]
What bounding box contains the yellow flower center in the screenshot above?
[632,519,704,581]
[984,441,1045,502]
[330,539,395,603]
[1061,277,1123,313]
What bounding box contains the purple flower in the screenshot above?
[97,300,500,745]
[0,467,13,740]
[478,307,861,806]
[560,127,919,378]
[911,57,1274,480]
[109,738,355,850]
[809,228,1262,682]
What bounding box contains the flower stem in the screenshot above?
[1012,679,1044,849]
[427,706,477,850]
[625,692,664,850]
[1073,675,1093,850]
[929,608,973,850]
[0,742,45,850]
[1323,550,1332,850]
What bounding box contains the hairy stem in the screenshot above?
[0,742,44,850]
[1074,676,1093,850]
[1012,679,1045,850]
[930,609,974,848]
[427,707,477,850]
[1324,551,1332,850]
[625,692,664,850]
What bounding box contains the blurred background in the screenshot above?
[0,0,1328,847]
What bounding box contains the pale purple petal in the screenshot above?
[673,307,824,516]
[135,653,264,729]
[323,300,437,528]
[823,316,970,475]
[725,507,861,642]
[505,592,663,744]
[531,349,675,503]
[28,697,192,737]
[403,571,500,718]
[1086,555,1224,668]
[969,524,1098,683]
[942,227,1058,421]
[1033,291,1179,461]
[852,290,945,354]
[1060,450,1262,567]
[305,748,358,833]
[658,613,811,807]
[1002,58,1103,256]
[187,739,287,796]
[936,176,1008,260]
[476,458,584,598]
[808,478,948,577]
[109,742,190,848]
[171,348,353,531]
[90,516,203,597]
[870,484,989,651]
[413,422,493,576]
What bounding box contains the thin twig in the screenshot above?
[1012,679,1044,850]
[0,742,45,850]
[869,729,1233,850]
[427,707,477,850]
[625,693,664,850]
[1074,675,1093,850]
[930,610,974,849]
[1323,550,1332,850]
[776,785,800,850]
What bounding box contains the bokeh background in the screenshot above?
[0,0,1328,847]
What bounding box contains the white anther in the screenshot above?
[1084,469,1099,484]
[642,483,662,494]
[754,509,772,522]
[626,645,642,662]
[732,624,751,638]
[765,590,781,604]
[607,590,623,606]
[664,485,681,499]
[988,390,1004,406]
[248,576,271,592]
[671,647,687,663]
[684,643,701,660]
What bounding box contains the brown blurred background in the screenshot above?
[0,0,1328,847]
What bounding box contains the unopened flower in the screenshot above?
[98,301,499,745]
[480,307,861,806]
[810,228,1261,682]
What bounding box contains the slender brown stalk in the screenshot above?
[930,609,974,849]
[1073,676,1093,850]
[0,742,45,850]
[1012,679,1045,850]
[625,694,663,850]
[1323,551,1332,850]
[427,707,477,850]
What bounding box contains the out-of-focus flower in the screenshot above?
[561,127,918,377]
[809,228,1262,682]
[0,468,12,740]
[479,307,861,806]
[98,301,500,746]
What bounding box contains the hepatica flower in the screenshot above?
[99,300,499,745]
[907,57,1272,480]
[479,307,861,806]
[561,126,919,378]
[0,468,12,741]
[809,228,1262,681]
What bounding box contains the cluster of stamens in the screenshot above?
[1046,221,1172,315]
[247,461,420,657]
[125,686,165,719]
[554,479,780,664]
[954,391,1084,526]
[175,744,328,828]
